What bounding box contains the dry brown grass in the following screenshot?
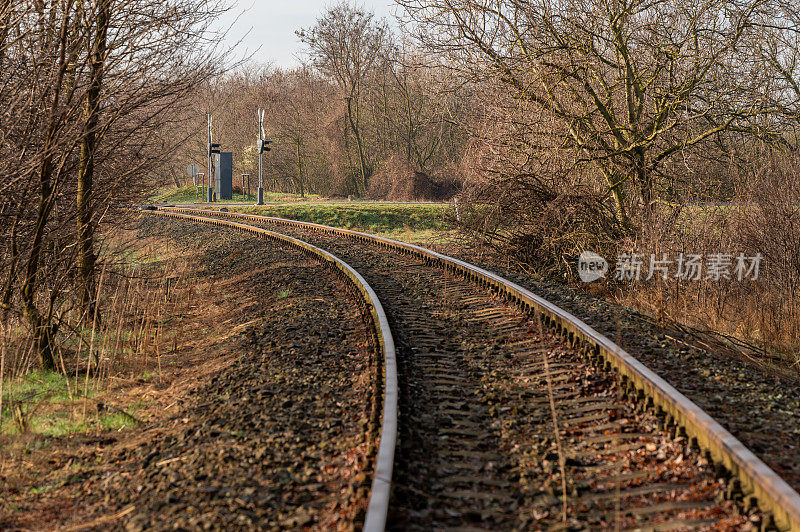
[0,229,206,437]
[616,154,800,371]
[0,228,270,528]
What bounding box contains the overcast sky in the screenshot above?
[217,1,401,69]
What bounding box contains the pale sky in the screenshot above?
[217,0,401,69]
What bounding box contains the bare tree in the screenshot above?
[401,0,793,227]
[370,45,468,176]
[755,1,800,132]
[17,0,84,369]
[298,1,388,194]
[75,0,110,318]
[0,0,229,369]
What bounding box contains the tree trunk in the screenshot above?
[296,139,304,198]
[76,0,109,318]
[633,149,654,222]
[600,165,629,228]
[2,207,23,318]
[343,103,358,194]
[22,0,75,371]
[611,184,628,227]
[22,160,57,371]
[346,95,368,195]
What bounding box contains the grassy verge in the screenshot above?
[148,187,458,242]
[150,186,322,204]
[221,202,457,244]
[0,370,143,436]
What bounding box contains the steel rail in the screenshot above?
[160,205,800,531]
[141,209,397,532]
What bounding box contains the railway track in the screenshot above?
[143,207,800,530]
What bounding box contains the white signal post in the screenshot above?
[257,108,265,205]
[207,114,214,203]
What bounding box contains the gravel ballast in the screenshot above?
[67,217,378,530]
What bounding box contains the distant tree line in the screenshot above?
[168,2,469,199]
[169,0,800,258]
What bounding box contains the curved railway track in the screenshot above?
[143,207,800,531]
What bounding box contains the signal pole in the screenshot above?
[257,108,271,205]
[207,114,220,202]
[207,114,213,203]
[257,109,263,204]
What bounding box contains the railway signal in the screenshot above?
[256,108,272,205]
[206,114,216,203]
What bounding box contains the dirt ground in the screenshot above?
[0,217,375,530]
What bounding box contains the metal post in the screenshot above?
[257,108,264,205]
[197,172,205,202]
[207,114,214,203]
[242,173,250,200]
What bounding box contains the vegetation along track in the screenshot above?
[148,207,800,530]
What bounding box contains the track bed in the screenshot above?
[159,213,755,530]
[71,218,379,530]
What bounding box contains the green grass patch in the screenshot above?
[28,416,90,437]
[1,370,142,436]
[99,411,139,431]
[2,370,77,406]
[149,185,201,203]
[2,406,140,437]
[149,186,322,204]
[147,188,459,243]
[224,202,455,242]
[1,370,82,436]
